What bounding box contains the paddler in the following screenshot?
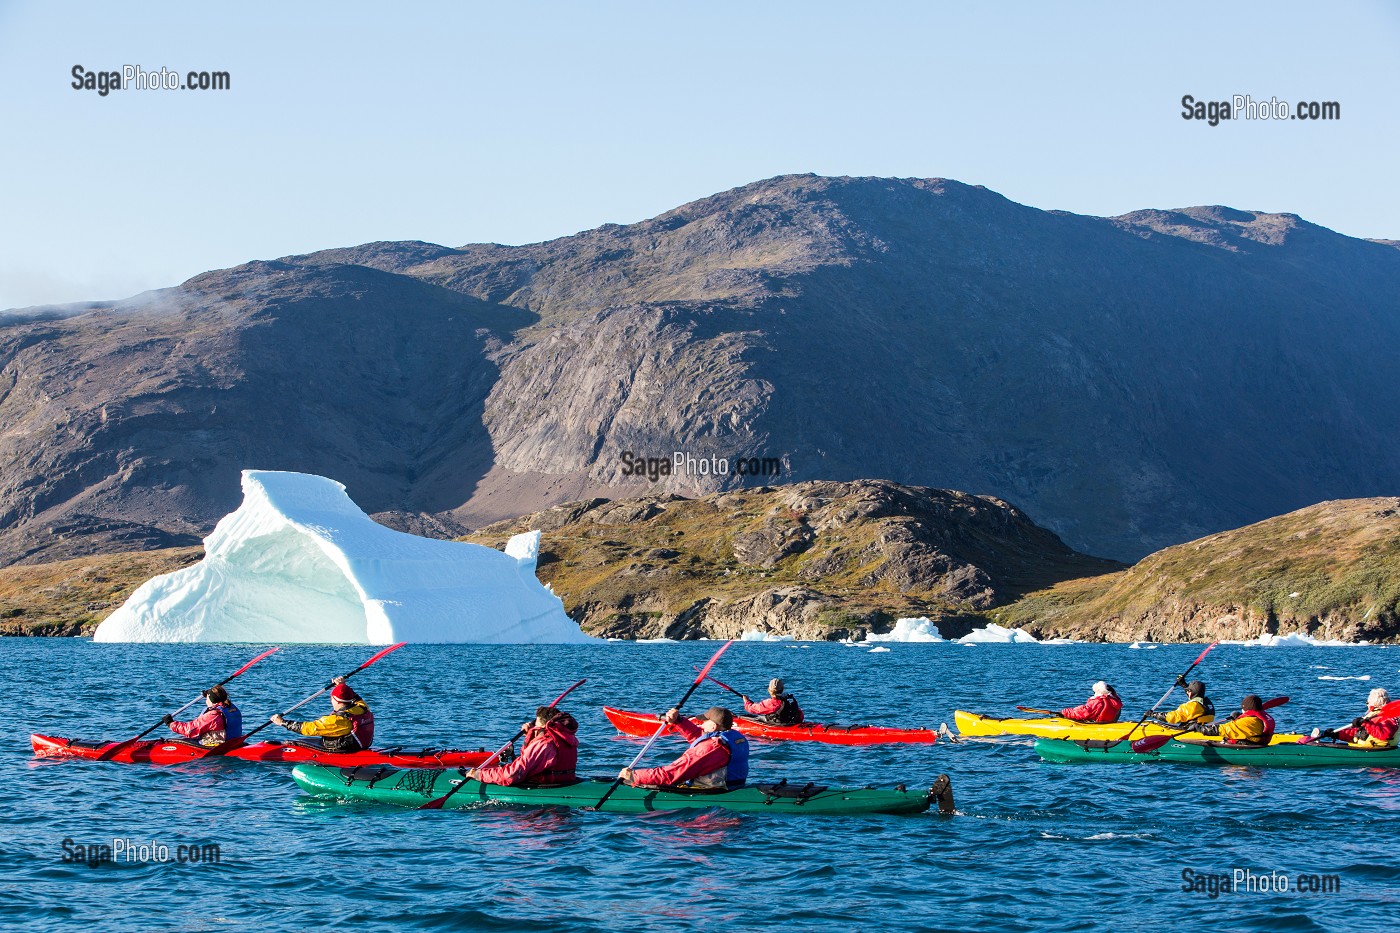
[1146,680,1215,725]
[742,678,804,725]
[162,685,242,747]
[619,706,750,790]
[270,677,374,752]
[1312,688,1397,748]
[467,706,580,787]
[1178,694,1275,746]
[1060,681,1123,723]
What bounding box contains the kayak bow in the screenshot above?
[604,707,938,746]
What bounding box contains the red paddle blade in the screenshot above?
[1131,735,1172,753]
[693,640,734,685]
[1190,640,1220,668]
[1262,695,1289,710]
[1378,699,1400,719]
[228,647,279,679]
[550,679,586,707]
[354,642,406,674]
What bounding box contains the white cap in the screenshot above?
[1369,688,1390,709]
[1092,681,1110,696]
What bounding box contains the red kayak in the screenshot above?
[30,734,497,768]
[602,707,938,746]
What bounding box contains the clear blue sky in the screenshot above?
[2,0,1397,310]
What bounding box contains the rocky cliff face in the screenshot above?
[4,175,1400,565]
[464,479,1121,640]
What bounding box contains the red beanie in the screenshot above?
[330,683,357,702]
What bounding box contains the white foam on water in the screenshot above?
[1318,675,1371,681]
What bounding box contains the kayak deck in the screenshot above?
[603,707,938,745]
[292,763,955,816]
[1035,736,1400,767]
[30,734,497,768]
[954,710,1303,745]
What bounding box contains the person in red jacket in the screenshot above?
[468,707,579,787]
[1315,688,1397,748]
[742,678,804,725]
[619,707,750,790]
[162,685,242,747]
[1060,681,1123,723]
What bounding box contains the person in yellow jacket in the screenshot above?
[1147,680,1216,726]
[270,678,375,753]
[1178,694,1274,746]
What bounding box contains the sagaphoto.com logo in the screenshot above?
[71,64,230,97]
[1181,94,1339,126]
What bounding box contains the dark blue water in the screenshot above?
[2,640,1398,933]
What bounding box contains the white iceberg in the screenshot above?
[741,630,796,642]
[956,623,1043,644]
[93,470,595,644]
[1222,632,1370,647]
[864,617,948,643]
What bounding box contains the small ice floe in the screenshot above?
[957,623,1053,644]
[868,646,892,653]
[1318,675,1371,681]
[863,617,948,643]
[1129,642,1159,650]
[741,630,795,642]
[1223,632,1370,647]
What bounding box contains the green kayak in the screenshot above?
[292,764,954,816]
[1036,737,1400,768]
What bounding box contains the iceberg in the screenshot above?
[956,623,1044,644]
[93,471,596,644]
[1221,632,1370,647]
[864,617,948,643]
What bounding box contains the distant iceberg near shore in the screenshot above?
[93,470,596,644]
[1221,632,1370,647]
[861,618,1073,644]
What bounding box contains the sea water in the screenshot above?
[2,640,1397,933]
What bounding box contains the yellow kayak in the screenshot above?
[953,710,1303,745]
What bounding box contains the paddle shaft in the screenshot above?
[1120,641,1219,742]
[418,679,588,810]
[693,666,743,698]
[1312,698,1400,738]
[593,640,734,811]
[241,642,406,742]
[132,647,280,742]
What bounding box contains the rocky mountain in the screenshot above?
[464,479,1121,640]
[3,174,1400,565]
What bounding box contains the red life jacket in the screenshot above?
[348,707,374,750]
[1228,709,1275,746]
[524,717,579,786]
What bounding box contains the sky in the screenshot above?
[1,0,1397,310]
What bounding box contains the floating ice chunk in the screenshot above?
[863,617,947,643]
[1318,675,1371,681]
[1129,642,1159,650]
[93,470,595,644]
[1222,632,1370,647]
[741,630,795,642]
[868,646,892,653]
[956,623,1042,644]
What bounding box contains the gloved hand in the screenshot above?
[1175,675,1188,689]
[1196,723,1220,736]
[161,714,174,725]
[1353,717,1366,729]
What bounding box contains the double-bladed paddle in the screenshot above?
[1118,640,1220,742]
[241,642,406,742]
[418,678,587,810]
[591,639,735,811]
[124,647,281,746]
[1130,695,1289,753]
[693,666,744,698]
